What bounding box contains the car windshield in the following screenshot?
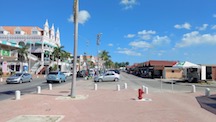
[48,72,58,75]
[12,73,22,77]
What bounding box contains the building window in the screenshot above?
[0,31,3,34]
[32,31,38,34]
[15,31,21,34]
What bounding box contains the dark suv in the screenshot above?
[108,69,120,74]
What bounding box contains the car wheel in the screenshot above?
[59,79,62,84]
[114,78,119,82]
[29,78,33,82]
[19,80,23,84]
[98,79,103,82]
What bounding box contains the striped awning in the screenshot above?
[0,40,21,48]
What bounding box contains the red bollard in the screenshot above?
[138,88,144,100]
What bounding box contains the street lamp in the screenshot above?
[70,0,79,98]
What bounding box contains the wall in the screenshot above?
[164,68,183,79]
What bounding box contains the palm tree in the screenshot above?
[99,50,111,70]
[52,45,64,71]
[17,45,29,72]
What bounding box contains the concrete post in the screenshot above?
[117,84,120,91]
[142,85,145,92]
[124,83,127,89]
[49,84,52,90]
[37,86,41,94]
[145,87,149,94]
[205,88,210,97]
[191,85,196,93]
[0,78,3,82]
[37,75,39,78]
[15,90,21,100]
[94,84,97,91]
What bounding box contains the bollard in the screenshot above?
[0,78,3,82]
[15,90,21,100]
[142,85,145,91]
[117,84,120,91]
[49,84,52,90]
[124,83,127,89]
[145,87,149,94]
[94,84,98,91]
[191,85,196,93]
[205,88,210,97]
[44,75,46,78]
[37,86,41,94]
[37,75,39,78]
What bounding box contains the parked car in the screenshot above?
[6,72,33,84]
[46,71,66,83]
[108,69,120,74]
[62,71,72,77]
[94,71,120,82]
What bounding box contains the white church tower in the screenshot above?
[55,28,60,46]
[50,24,55,40]
[43,19,49,38]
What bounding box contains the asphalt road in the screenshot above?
[0,72,215,101]
[0,76,80,101]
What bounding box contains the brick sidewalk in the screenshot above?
[1,80,216,122]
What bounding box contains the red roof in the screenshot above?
[2,26,43,35]
[144,60,177,67]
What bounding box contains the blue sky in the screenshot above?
[1,0,216,65]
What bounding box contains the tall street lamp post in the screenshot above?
[70,0,79,98]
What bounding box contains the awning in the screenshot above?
[35,41,42,44]
[173,61,201,68]
[0,40,22,49]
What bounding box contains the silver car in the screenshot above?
[6,72,33,84]
[94,71,120,82]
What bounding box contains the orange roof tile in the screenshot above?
[2,26,43,35]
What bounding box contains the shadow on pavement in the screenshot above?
[196,94,216,115]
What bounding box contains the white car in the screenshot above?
[94,71,120,82]
[62,72,72,77]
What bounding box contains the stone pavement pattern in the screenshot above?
[0,80,216,122]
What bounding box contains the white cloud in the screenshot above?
[211,25,216,30]
[108,43,113,47]
[197,24,208,31]
[175,31,216,47]
[213,14,216,18]
[68,10,90,24]
[120,0,137,9]
[152,36,170,45]
[129,41,152,48]
[117,48,142,56]
[174,22,191,30]
[124,34,135,38]
[138,30,156,40]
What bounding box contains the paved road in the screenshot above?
[1,72,215,101]
[0,76,81,101]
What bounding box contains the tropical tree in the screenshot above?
[17,45,29,72]
[99,50,111,69]
[52,45,64,71]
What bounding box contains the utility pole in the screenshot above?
[70,0,79,98]
[96,33,102,74]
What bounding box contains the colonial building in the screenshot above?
[0,20,62,74]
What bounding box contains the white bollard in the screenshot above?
[145,87,149,94]
[191,85,196,93]
[142,85,146,92]
[117,84,120,91]
[205,88,210,97]
[37,75,39,78]
[124,83,127,89]
[37,86,41,94]
[49,84,52,90]
[0,78,3,82]
[94,84,98,91]
[15,90,21,100]
[44,75,46,78]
